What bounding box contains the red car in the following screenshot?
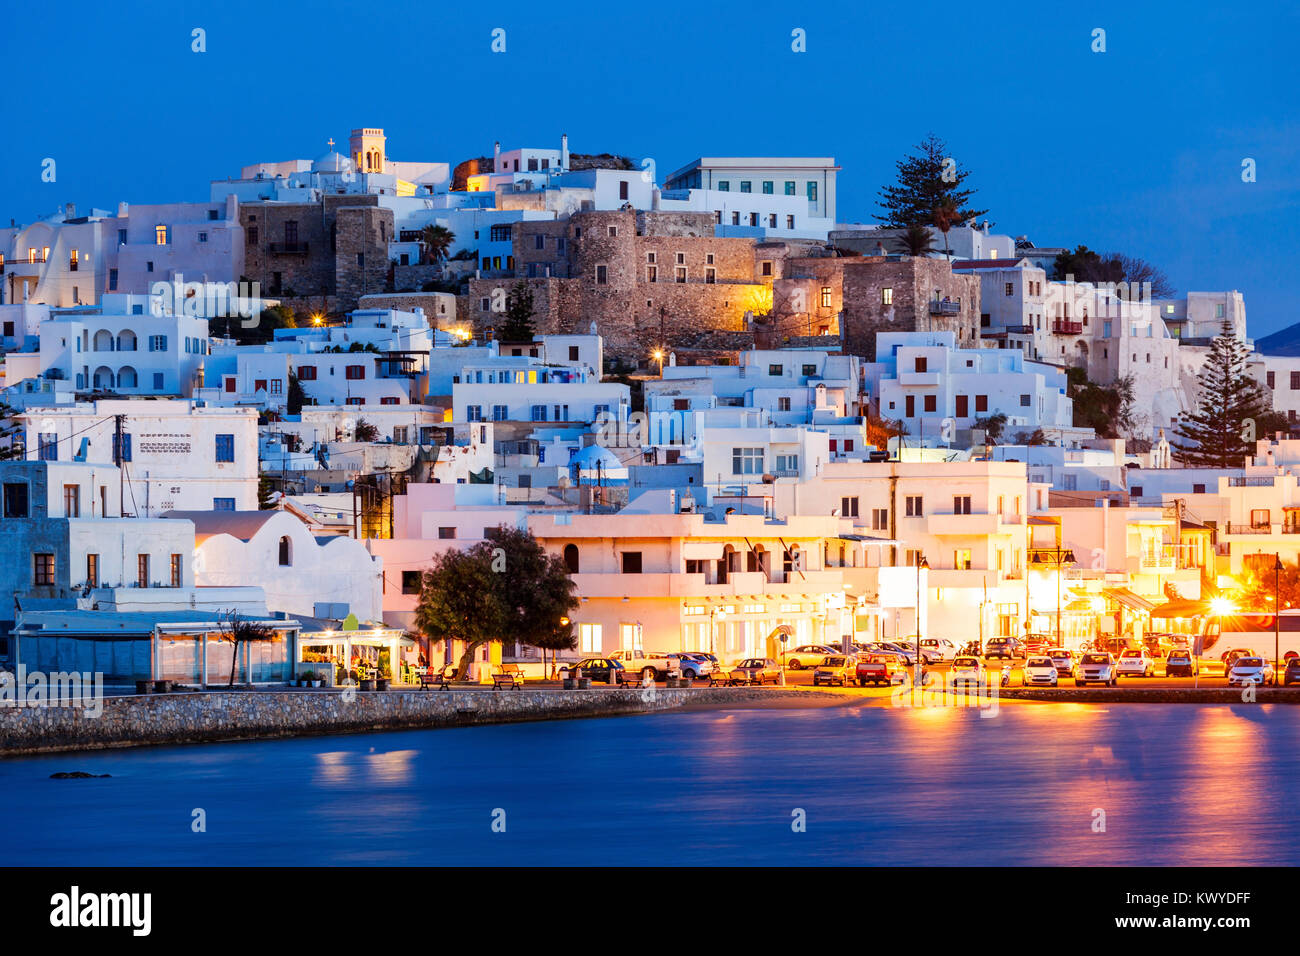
[856,652,907,686]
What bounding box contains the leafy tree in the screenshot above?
[1239,559,1300,612]
[877,134,987,228]
[1052,245,1174,297]
[415,530,579,680]
[257,475,275,510]
[893,223,936,257]
[972,412,1009,444]
[500,281,536,341]
[1171,320,1284,467]
[210,305,296,344]
[484,526,578,673]
[420,224,455,264]
[217,610,276,688]
[1068,369,1136,438]
[1017,428,1051,446]
[415,543,508,679]
[353,418,379,442]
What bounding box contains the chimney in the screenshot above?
[493,141,501,171]
[64,203,75,219]
[117,202,129,217]
[561,133,570,171]
[651,187,661,211]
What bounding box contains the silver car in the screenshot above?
[1075,652,1116,687]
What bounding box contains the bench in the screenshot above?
[420,665,455,690]
[709,670,735,686]
[619,671,655,689]
[491,665,525,690]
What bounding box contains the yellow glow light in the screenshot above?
[1210,597,1236,617]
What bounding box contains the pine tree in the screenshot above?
[500,281,536,342]
[876,134,987,228]
[1171,320,1284,467]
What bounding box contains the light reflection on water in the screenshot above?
[0,702,1295,866]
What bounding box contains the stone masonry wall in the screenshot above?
[0,686,832,755]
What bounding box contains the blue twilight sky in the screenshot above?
[2,0,1297,334]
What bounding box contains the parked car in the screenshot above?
[1115,649,1156,678]
[871,642,918,666]
[565,658,625,684]
[1220,648,1258,673]
[1164,648,1198,677]
[856,652,908,686]
[812,655,856,687]
[1022,633,1053,655]
[893,640,942,665]
[786,645,841,670]
[1075,652,1117,687]
[1022,656,1060,686]
[676,653,714,680]
[608,649,681,682]
[949,656,987,686]
[985,637,1027,660]
[1227,656,1276,687]
[1046,648,1076,676]
[729,658,781,685]
[1284,658,1300,686]
[919,638,958,661]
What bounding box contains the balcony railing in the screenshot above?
[1225,524,1273,535]
[929,300,962,316]
[1227,476,1274,487]
[1051,320,1083,335]
[268,241,309,255]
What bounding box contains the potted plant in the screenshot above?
[301,669,315,688]
[313,673,323,688]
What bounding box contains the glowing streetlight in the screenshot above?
[652,349,664,375]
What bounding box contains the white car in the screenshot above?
[1227,657,1276,687]
[1021,656,1059,686]
[1046,648,1076,676]
[920,638,958,661]
[1115,649,1155,678]
[949,656,986,687]
[608,649,681,682]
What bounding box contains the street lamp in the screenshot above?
[710,606,728,659]
[913,552,929,697]
[652,349,664,376]
[1275,554,1284,678]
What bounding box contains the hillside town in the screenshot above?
[2,127,1296,691]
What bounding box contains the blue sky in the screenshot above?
[3,0,1297,333]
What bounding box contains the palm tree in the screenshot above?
[893,223,936,257]
[420,225,454,265]
[931,200,961,260]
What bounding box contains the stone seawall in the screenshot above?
[1000,686,1300,704]
[0,686,830,757]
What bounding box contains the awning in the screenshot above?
[1151,598,1210,619]
[1102,587,1158,613]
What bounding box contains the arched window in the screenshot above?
[93,329,114,352]
[278,536,292,567]
[92,366,113,389]
[116,329,137,352]
[116,366,138,388]
[563,544,579,574]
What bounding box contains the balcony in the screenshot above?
[1003,324,1033,334]
[1051,320,1083,335]
[1139,545,1177,572]
[929,300,962,316]
[1224,524,1274,535]
[268,241,309,255]
[898,370,940,387]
